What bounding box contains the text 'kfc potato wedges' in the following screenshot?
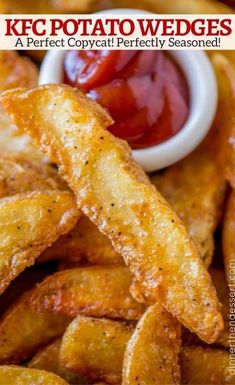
[30,266,144,320]
[1,85,223,343]
[0,365,69,385]
[28,339,88,385]
[0,290,70,364]
[60,316,133,384]
[0,190,79,293]
[122,302,181,385]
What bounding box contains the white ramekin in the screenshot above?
[39,9,218,172]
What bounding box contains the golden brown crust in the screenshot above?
[223,191,235,286]
[122,302,181,385]
[30,266,144,320]
[0,366,69,385]
[60,316,133,384]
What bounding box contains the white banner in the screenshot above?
[0,14,235,50]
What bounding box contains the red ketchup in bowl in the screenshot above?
[64,50,189,149]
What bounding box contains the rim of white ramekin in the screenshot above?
[39,8,218,172]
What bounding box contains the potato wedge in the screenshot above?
[40,215,122,265]
[30,266,144,320]
[0,156,67,199]
[180,346,235,384]
[223,191,235,286]
[0,291,70,364]
[28,339,88,384]
[60,316,133,384]
[211,54,235,188]
[4,0,62,13]
[151,146,225,268]
[0,190,79,293]
[123,302,181,385]
[210,269,229,348]
[1,84,223,343]
[0,366,69,385]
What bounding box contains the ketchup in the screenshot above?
[64,50,189,149]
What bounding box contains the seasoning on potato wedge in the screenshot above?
[180,346,235,385]
[60,316,133,384]
[28,339,88,385]
[0,365,69,385]
[122,302,181,385]
[30,266,144,320]
[0,190,79,294]
[0,290,70,364]
[1,84,223,343]
[52,0,96,12]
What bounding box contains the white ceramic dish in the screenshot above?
[39,9,218,172]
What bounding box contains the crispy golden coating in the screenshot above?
[40,215,122,265]
[0,366,69,385]
[123,302,181,385]
[0,190,79,294]
[60,316,133,384]
[0,291,70,364]
[1,84,223,343]
[0,157,67,199]
[223,191,235,285]
[180,346,235,384]
[0,107,44,162]
[211,54,235,188]
[210,269,229,348]
[0,51,38,91]
[151,146,225,268]
[30,266,144,320]
[28,339,88,385]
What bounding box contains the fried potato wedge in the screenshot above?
[0,156,67,199]
[151,146,225,268]
[30,266,144,320]
[223,191,235,286]
[28,339,88,385]
[211,54,235,188]
[0,366,69,385]
[0,291,70,364]
[123,302,181,385]
[0,190,79,293]
[180,346,235,384]
[1,84,223,343]
[210,269,229,348]
[0,51,38,91]
[40,215,122,265]
[60,316,133,384]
